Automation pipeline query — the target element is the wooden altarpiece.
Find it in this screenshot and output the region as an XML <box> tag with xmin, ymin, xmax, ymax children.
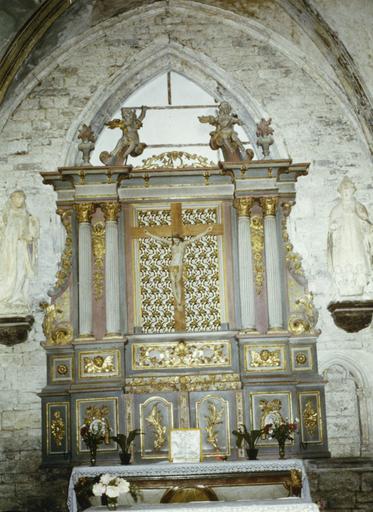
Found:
<box><xmin>39</xmin><ymin>151</ymin><xmax>329</xmax><ymax>466</ymax></box>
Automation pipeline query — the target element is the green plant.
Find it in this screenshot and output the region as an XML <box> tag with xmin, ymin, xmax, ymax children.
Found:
<box><xmin>232</xmin><ymin>424</ymin><xmax>268</xmax><ymax>450</ymax></box>
<box><xmin>111</xmin><ymin>429</ymin><xmax>142</xmax><ymax>454</ymax></box>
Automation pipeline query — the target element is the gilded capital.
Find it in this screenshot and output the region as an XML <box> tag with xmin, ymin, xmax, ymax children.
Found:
<box><xmin>234</xmin><ymin>197</ymin><xmax>254</xmax><ymax>217</ymax></box>
<box><xmin>75</xmin><ymin>203</ymin><xmax>94</xmax><ymax>223</ymax></box>
<box><xmin>101</xmin><ymin>202</ymin><xmax>121</xmax><ymax>222</ymax></box>
<box><xmin>260</xmin><ymin>197</ymin><xmax>278</xmax><ymax>216</ymax></box>
<box><xmin>281</xmin><ymin>201</ymin><xmax>294</xmax><ymax>218</ymax></box>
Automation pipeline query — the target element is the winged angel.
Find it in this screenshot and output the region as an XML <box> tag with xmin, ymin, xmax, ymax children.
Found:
<box><xmin>100</xmin><ymin>106</ymin><xmax>147</xmax><ymax>165</ymax></box>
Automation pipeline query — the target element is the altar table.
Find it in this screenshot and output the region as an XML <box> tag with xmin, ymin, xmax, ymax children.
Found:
<box><xmin>68</xmin><ymin>459</ymin><xmax>318</xmax><ymax>512</ymax></box>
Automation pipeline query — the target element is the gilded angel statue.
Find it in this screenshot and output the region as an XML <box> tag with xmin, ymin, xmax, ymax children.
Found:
<box><xmin>100</xmin><ymin>106</ymin><xmax>147</xmax><ymax>165</ymax></box>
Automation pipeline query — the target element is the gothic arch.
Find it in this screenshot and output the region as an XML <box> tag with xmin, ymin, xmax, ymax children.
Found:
<box><xmin>319</xmin><ymin>354</ymin><xmax>371</xmax><ymax>456</ymax></box>
<box><xmin>61</xmin><ymin>42</ymin><xmax>287</xmax><ymax>166</ymax></box>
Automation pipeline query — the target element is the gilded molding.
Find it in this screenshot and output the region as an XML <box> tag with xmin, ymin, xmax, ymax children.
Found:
<box><xmin>92</xmin><ymin>221</ymin><xmax>105</xmax><ymax>300</ymax></box>
<box><xmin>234</xmin><ymin>197</ymin><xmax>254</xmax><ymax>217</ymax></box>
<box><xmin>126</xmin><ymin>373</ymin><xmax>241</xmax><ymax>394</ymax></box>
<box><xmin>250</xmin><ymin>215</ymin><xmax>265</xmax><ymax>294</ymax></box>
<box><xmin>140</xmin><ymin>151</ymin><xmax>216</xmax><ymax>169</ymax></box>
<box><xmin>50</xmin><ymin>411</ymin><xmax>65</xmax><ymax>447</ymax></box>
<box><xmin>54</xmin><ymin>208</ymin><xmax>73</xmax><ymax>290</ymax></box>
<box><xmin>132</xmin><ymin>340</ymin><xmax>231</xmax><ymax>370</ymax></box>
<box><xmin>101</xmin><ymin>202</ymin><xmax>121</xmax><ymax>222</ymax></box>
<box><xmin>303</xmin><ymin>400</ymin><xmax>318</xmax><ymax>436</ymax></box>
<box><xmin>260</xmin><ymin>197</ymin><xmax>277</xmax><ymax>216</ymax></box>
<box><xmin>75</xmin><ymin>203</ymin><xmax>94</xmax><ymax>224</ymax></box>
<box><xmin>145</xmin><ymin>404</ymin><xmax>167</xmax><ymax>450</ymax></box>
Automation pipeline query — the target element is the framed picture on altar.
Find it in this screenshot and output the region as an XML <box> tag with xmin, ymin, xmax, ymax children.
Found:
<box><xmin>169</xmin><ymin>428</ymin><xmax>202</xmax><ymax>463</ymax></box>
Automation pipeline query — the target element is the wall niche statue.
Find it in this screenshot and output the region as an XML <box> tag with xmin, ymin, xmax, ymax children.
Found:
<box><xmin>327</xmin><ymin>177</ymin><xmax>373</xmax><ymax>297</ymax></box>
<box><xmin>0</xmin><ymin>190</ymin><xmax>39</xmax><ymax>317</ymax></box>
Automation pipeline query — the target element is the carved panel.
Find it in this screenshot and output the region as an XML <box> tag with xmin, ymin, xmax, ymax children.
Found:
<box><xmin>298</xmin><ymin>392</ymin><xmax>323</xmax><ymax>444</ymax></box>
<box><xmin>291</xmin><ymin>347</ymin><xmax>313</xmax><ymax>372</ymax></box>
<box><xmin>50</xmin><ymin>355</ymin><xmax>73</xmax><ymax>383</ymax></box>
<box><xmin>79</xmin><ymin>350</ymin><xmax>121</xmax><ymax>379</ymax></box>
<box><xmin>46</xmin><ymin>402</ymin><xmax>69</xmax><ymax>455</ymax></box>
<box><xmin>250</xmin><ymin>391</ymin><xmax>293</xmax><ymax>446</ymax></box>
<box><xmin>76</xmin><ymin>397</ymin><xmax>118</xmax><ymax>453</ymax></box>
<box><xmin>195</xmin><ymin>394</ymin><xmax>231</xmax><ymax>457</ymax></box>
<box><xmin>244</xmin><ymin>345</ymin><xmax>286</xmax><ymax>372</ymax></box>
<box><xmin>139</xmin><ymin>397</ymin><xmax>174</xmax><ymax>459</ymax></box>
<box><xmin>132</xmin><ymin>340</ymin><xmax>231</xmax><ymax>371</ymax></box>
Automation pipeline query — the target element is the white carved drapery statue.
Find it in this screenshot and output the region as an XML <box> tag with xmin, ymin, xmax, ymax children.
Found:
<box><xmin>327</xmin><ymin>177</ymin><xmax>373</xmax><ymax>296</ymax></box>
<box><xmin>0</xmin><ymin>190</ymin><xmax>39</xmax><ymax>315</ymax></box>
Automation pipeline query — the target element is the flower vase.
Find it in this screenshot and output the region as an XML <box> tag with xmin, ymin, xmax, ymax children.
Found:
<box><xmin>106</xmin><ymin>497</ymin><xmax>118</xmax><ymax>510</ymax></box>
<box><xmin>278</xmin><ymin>440</ymin><xmax>285</xmax><ymax>459</ymax></box>
<box><xmin>89</xmin><ymin>444</ymin><xmax>97</xmax><ymax>466</ymax></box>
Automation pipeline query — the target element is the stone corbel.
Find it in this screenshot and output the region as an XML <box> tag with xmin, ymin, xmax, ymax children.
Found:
<box><xmin>0</xmin><ymin>316</ymin><xmax>34</xmax><ymax>346</ymax></box>
<box><xmin>327</xmin><ymin>301</ymin><xmax>373</xmax><ymax>333</ymax></box>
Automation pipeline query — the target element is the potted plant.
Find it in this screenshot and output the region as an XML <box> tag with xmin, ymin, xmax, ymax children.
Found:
<box><xmin>111</xmin><ymin>429</ymin><xmax>141</xmax><ymax>465</ymax></box>
<box><xmin>232</xmin><ymin>424</ymin><xmax>268</xmax><ymax>460</ymax></box>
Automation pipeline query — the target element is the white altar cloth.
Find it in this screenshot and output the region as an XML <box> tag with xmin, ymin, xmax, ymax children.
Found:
<box><xmin>68</xmin><ymin>459</ymin><xmax>316</xmax><ymax>512</ymax></box>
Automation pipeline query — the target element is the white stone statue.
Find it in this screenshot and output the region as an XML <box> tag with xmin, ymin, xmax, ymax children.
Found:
<box><xmin>145</xmin><ymin>226</ymin><xmax>213</xmax><ymax>309</ymax></box>
<box><xmin>327</xmin><ymin>177</ymin><xmax>373</xmax><ymax>296</ymax></box>
<box><xmin>0</xmin><ymin>190</ymin><xmax>39</xmax><ymax>315</ymax></box>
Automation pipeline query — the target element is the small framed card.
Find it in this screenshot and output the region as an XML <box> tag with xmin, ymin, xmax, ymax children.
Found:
<box><xmin>169</xmin><ymin>428</ymin><xmax>202</xmax><ymax>463</ymax></box>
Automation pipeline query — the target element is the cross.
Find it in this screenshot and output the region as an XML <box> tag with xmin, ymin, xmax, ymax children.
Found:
<box><xmin>131</xmin><ymin>202</ymin><xmax>224</xmax><ymax>331</ymax></box>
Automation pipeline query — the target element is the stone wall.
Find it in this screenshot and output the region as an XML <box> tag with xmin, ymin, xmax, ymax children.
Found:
<box><xmin>307</xmin><ymin>458</ymin><xmax>373</xmax><ymax>512</ymax></box>
<box><xmin>0</xmin><ymin>1</ymin><xmax>373</xmax><ymax>510</ymax></box>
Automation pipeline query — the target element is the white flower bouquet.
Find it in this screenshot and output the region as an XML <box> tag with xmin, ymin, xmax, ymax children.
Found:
<box><xmin>92</xmin><ymin>473</ymin><xmax>136</xmax><ymax>510</ymax></box>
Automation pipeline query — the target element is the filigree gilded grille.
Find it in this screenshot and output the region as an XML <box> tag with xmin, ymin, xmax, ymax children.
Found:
<box><xmin>183</xmin><ymin>208</ymin><xmax>221</xmax><ymax>331</ymax></box>
<box><xmin>138</xmin><ymin>210</ymin><xmax>174</xmax><ymax>333</ymax></box>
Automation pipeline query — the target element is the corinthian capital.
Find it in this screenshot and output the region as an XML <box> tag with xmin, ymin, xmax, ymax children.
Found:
<box><xmin>75</xmin><ymin>203</ymin><xmax>95</xmax><ymax>223</ymax></box>
<box><xmin>101</xmin><ymin>202</ymin><xmax>121</xmax><ymax>222</ymax></box>
<box><xmin>234</xmin><ymin>197</ymin><xmax>254</xmax><ymax>217</ymax></box>
<box><xmin>260</xmin><ymin>197</ymin><xmax>278</xmax><ymax>216</ymax></box>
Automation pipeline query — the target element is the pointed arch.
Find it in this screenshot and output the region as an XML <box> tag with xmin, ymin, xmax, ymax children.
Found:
<box><xmin>62</xmin><ymin>42</ymin><xmax>288</xmax><ymax>165</ymax></box>
<box><xmin>319</xmin><ymin>353</ymin><xmax>372</xmax><ymax>456</ymax></box>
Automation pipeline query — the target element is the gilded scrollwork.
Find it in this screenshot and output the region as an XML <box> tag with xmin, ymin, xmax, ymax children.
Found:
<box><xmin>303</xmin><ymin>400</ymin><xmax>318</xmax><ymax>435</ymax></box>
<box><xmin>288</xmin><ymin>293</ymin><xmax>319</xmax><ymax>336</ymax></box>
<box><xmin>259</xmin><ymin>399</ymin><xmax>285</xmax><ymax>430</ymax></box>
<box><xmin>204</xmin><ymin>401</ymin><xmax>224</xmax><ymax>451</ymax></box>
<box><xmin>40</xmin><ymin>302</ymin><xmax>73</xmax><ymax>345</ymax></box>
<box><xmin>133</xmin><ymin>340</ymin><xmax>230</xmax><ymax>370</ymax></box>
<box><xmin>250</xmin><ymin>349</ymin><xmax>281</xmax><ymax>368</ymax></box>
<box><xmin>54</xmin><ymin>209</ymin><xmax>73</xmax><ymax>290</ymax></box>
<box><xmin>126</xmin><ymin>373</ymin><xmax>241</xmax><ymax>394</ymax></box>
<box><xmin>250</xmin><ymin>215</ymin><xmax>265</xmax><ymax>294</ymax></box>
<box><xmin>140</xmin><ymin>151</ymin><xmax>216</xmax><ymax>169</ymax></box>
<box><xmin>281</xmin><ymin>202</ymin><xmax>305</xmax><ymax>282</ymax></box>
<box><xmin>145</xmin><ymin>404</ymin><xmax>167</xmax><ymax>450</ymax></box>
<box><xmin>101</xmin><ymin>202</ymin><xmax>121</xmax><ymax>222</ymax></box>
<box><xmin>75</xmin><ymin>203</ymin><xmax>94</xmax><ymax>224</ymax></box>
<box><xmin>51</xmin><ymin>411</ymin><xmax>65</xmax><ymax>447</ymax></box>
<box><xmin>92</xmin><ymin>221</ymin><xmax>105</xmax><ymax>300</ymax></box>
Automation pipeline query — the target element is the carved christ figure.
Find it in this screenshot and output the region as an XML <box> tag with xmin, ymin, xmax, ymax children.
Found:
<box><xmin>100</xmin><ymin>106</ymin><xmax>147</xmax><ymax>165</ymax></box>
<box><xmin>145</xmin><ymin>225</ymin><xmax>213</xmax><ymax>309</ymax></box>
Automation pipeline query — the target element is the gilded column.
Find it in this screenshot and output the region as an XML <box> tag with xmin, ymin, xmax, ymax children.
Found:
<box><xmin>76</xmin><ymin>203</ymin><xmax>95</xmax><ymax>337</ymax></box>
<box><xmin>261</xmin><ymin>197</ymin><xmax>283</xmax><ymax>330</ymax></box>
<box><xmin>102</xmin><ymin>202</ymin><xmax>121</xmax><ymax>337</ymax></box>
<box><xmin>234</xmin><ymin>197</ymin><xmax>256</xmax><ymax>331</ymax></box>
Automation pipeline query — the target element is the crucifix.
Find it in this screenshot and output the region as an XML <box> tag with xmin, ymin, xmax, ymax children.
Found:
<box><xmin>131</xmin><ymin>203</ymin><xmax>224</xmax><ymax>331</ymax></box>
